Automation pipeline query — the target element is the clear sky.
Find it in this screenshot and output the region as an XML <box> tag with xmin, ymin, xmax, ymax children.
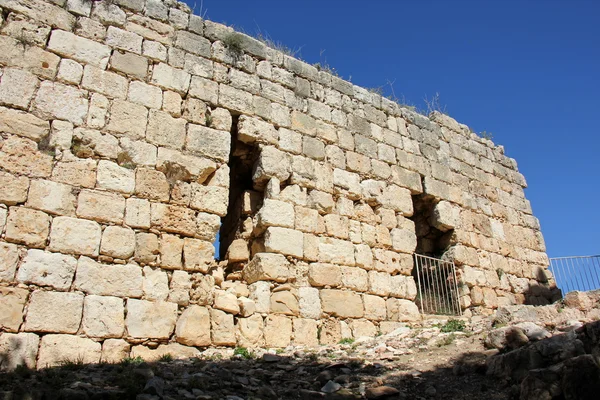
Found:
<box><xmin>185</xmin><ymin>0</ymin><xmax>600</xmax><ymax>259</ymax></box>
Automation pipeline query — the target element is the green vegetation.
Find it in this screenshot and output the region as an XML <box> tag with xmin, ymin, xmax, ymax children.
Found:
<box><xmin>120</xmin><ymin>356</ymin><xmax>144</xmax><ymax>366</ymax></box>
<box><xmin>338</xmin><ymin>337</ymin><xmax>355</xmax><ymax>345</ymax></box>
<box><xmin>233</xmin><ymin>346</ymin><xmax>255</xmax><ymax>359</ymax></box>
<box><xmin>158</xmin><ymin>353</ymin><xmax>173</xmax><ymax>362</ymax></box>
<box><xmin>437</xmin><ymin>333</ymin><xmax>456</xmax><ymax>347</ymax></box>
<box><xmin>439</xmin><ymin>319</ymin><xmax>466</xmax><ymax>333</ymax></box>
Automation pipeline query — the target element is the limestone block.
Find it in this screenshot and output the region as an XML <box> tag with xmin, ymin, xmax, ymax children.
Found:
<box><xmin>47</xmin><ymin>29</ymin><xmax>110</xmax><ymax>68</ymax></box>
<box><xmin>146</xmin><ymin>110</ymin><xmax>187</xmax><ymax>150</ymax></box>
<box><xmin>57</xmin><ymin>58</ymin><xmax>83</xmax><ymax>85</ymax></box>
<box><xmin>168</xmin><ymin>270</ymin><xmax>191</xmax><ymax>306</ymax></box>
<box><xmin>308</xmin><ymin>190</ymin><xmax>334</xmax><ymax>214</ymax></box>
<box><xmin>236</xmin><ymin>314</ymin><xmax>264</xmax><ymax>347</ymax></box>
<box><xmin>162</xmin><ymin>90</ymin><xmax>182</xmax><ymax>117</ymax></box>
<box><xmin>355</xmin><ymin>244</ymin><xmax>374</xmax><ymax>270</ymax></box>
<box><xmin>0</xmin><ymin>332</ymin><xmax>39</xmax><ymax>371</ymax></box>
<box><xmin>150</xmin><ymin>203</ymin><xmax>197</xmax><ymax>237</ymax></box>
<box><xmin>0</xmin><ymin>136</ymin><xmax>53</xmax><ymax>177</ymax></box>
<box><xmin>0</xmin><ymin>242</ymin><xmax>19</xmax><ymax>282</ymax></box>
<box><xmin>321</xmin><ymin>289</ymin><xmax>364</xmax><ymax>318</ymax></box>
<box><xmin>126</xmin><ymin>299</ymin><xmax>177</xmax><ymax>339</ymax></box>
<box><xmin>186</xmin><ymin>124</ymin><xmax>231</xmax><ymax>163</ymax></box>
<box><xmin>368</xmin><ymin>271</ymin><xmax>392</xmax><ymax>296</ymax></box>
<box><xmin>100</xmin><ymin>226</ymin><xmax>135</xmax><ymax>259</ymax></box>
<box><xmin>97</xmin><ymin>160</ymin><xmax>135</xmax><ymax>194</ymax></box>
<box><xmin>81</xmin><ymin>65</ymin><xmax>128</xmax><ymax>99</ymax></box>
<box><xmin>105</xmin><ymin>100</ymin><xmax>149</xmax><ymax>139</ymax></box>
<box><xmin>253</xmin><ymin>146</ymin><xmax>291</xmax><ymax>183</ymax></box>
<box><xmin>37</xmin><ymin>334</ymin><xmax>101</xmax><ymax>369</ymax></box>
<box><xmin>5</xmin><ymin>207</ymin><xmax>50</xmax><ymax>248</ymax></box>
<box><xmin>176</xmin><ymin>305</ymin><xmax>211</xmax><ymax>347</ymax></box>
<box><xmin>379</xmin><ymin>185</ymin><xmax>413</xmax><ymax>216</ymax></box>
<box><xmin>363</xmin><ymin>294</ymin><xmax>387</xmax><ymax>321</ymax></box>
<box><xmin>389</xmin><ymin>275</ymin><xmax>418</xmax><ymax>300</ymax></box>
<box><xmin>143</xmin><ymin>39</ymin><xmax>168</xmax><ymax>61</ymax></box>
<box><xmin>74</xmin><ymin>128</ymin><xmax>120</xmax><ymax>158</ymax></box>
<box><xmin>134</xmin><ymin>168</ymin><xmax>169</xmax><ymax>202</ymax></box>
<box><xmin>341</xmin><ymin>266</ymin><xmax>369</xmax><ymax>291</ymax></box>
<box><xmin>17</xmin><ymin>249</ymin><xmax>77</xmax><ymax>290</ymax></box>
<box><xmin>320</xmin><ymin>319</ymin><xmax>342</xmax><ymax>345</ymax></box>
<box><xmin>0</xmin><ymin>172</ymin><xmax>29</xmax><ymax>205</ymax></box>
<box><xmin>386</xmin><ymin>298</ymin><xmax>420</xmax><ymax>322</ymax></box>
<box><xmin>390</xmin><ymin>228</ymin><xmax>417</xmax><ymax>254</ymax></box>
<box><xmin>257</xmin><ymin>199</ymin><xmax>295</xmax><ymax>229</ymax></box>
<box><xmin>234</xmin><ymin>115</ymin><xmax>278</xmax><ymax>145</ymax></box>
<box><xmin>295</xmin><ymin>206</ymin><xmax>319</xmax><ymax>232</ymax></box>
<box><xmin>0</xmin><ymin>35</ymin><xmax>59</xmax><ymax>80</ymax></box>
<box><xmin>131</xmin><ymin>342</ymin><xmax>200</xmax><ymax>362</ymax></box>
<box><xmin>24</xmin><ymin>291</ymin><xmax>83</xmax><ymax>333</ymax></box>
<box><xmin>48</xmin><ymin>120</ymin><xmax>73</xmax><ymax>152</ymax></box>
<box><xmin>0</xmin><ymin>68</ymin><xmax>38</xmax><ymax>110</ymax></box>
<box><xmin>324</xmin><ymin>214</ymin><xmax>350</xmax><ymax>239</ymax></box>
<box><xmin>243</xmin><ymin>253</ymin><xmax>289</xmax><ymax>284</ymax></box>
<box><xmin>292</xmin><ymin>318</ymin><xmax>318</xmax><ymax>347</ymax></box>
<box><xmin>82</xmin><ymin>295</ymin><xmax>125</xmax><ymax>338</ymax></box>
<box><xmin>279</xmin><ymin>128</ymin><xmax>302</xmax><ymax>154</ymax></box>
<box><xmin>135</xmin><ymin>232</ymin><xmax>159</xmax><ymax>266</ymax></box>
<box><xmin>77</xmin><ymin>190</ymin><xmax>125</xmax><ymax>225</ymax></box>
<box><xmin>0</xmin><ymin>287</ymin><xmax>28</xmax><ymax>332</ymax></box>
<box><xmin>210</xmin><ymin>308</ymin><xmax>236</xmax><ymax>346</ymax></box>
<box><xmin>106</xmin><ymin>25</ymin><xmax>143</xmax><ymax>53</ymax></box>
<box><xmin>160</xmin><ymin>234</ymin><xmax>183</xmax><ymax>269</ymax></box>
<box><xmin>190</xmin><ymin>274</ymin><xmax>215</xmax><ymax>306</ymax></box>
<box><xmin>214</xmin><ymin>290</ymin><xmax>240</xmax><ymax>314</ymax></box>
<box><xmin>142</xmin><ymin>266</ymin><xmax>168</xmax><ymax>301</ymax></box>
<box><xmin>264</xmin><ymin>227</ymin><xmax>304</xmax><ymax>258</ymax></box>
<box><xmin>461</xmin><ymin>265</ymin><xmax>487</xmax><ymax>287</ymax></box>
<box><xmin>195</xmin><ymin>212</ymin><xmax>222</xmax><ymax>241</ymax></box>
<box><xmin>333</xmin><ymin>168</ymin><xmax>362</xmax><ymax>200</ymax></box>
<box><xmin>264</xmin><ymin>315</ymin><xmax>292</xmax><ymax>347</ymax></box>
<box><xmin>308</xmin><ymin>263</ymin><xmax>342</xmax><ymax>287</ymax></box>
<box><xmin>249</xmin><ymin>281</ymin><xmax>271</xmax><ymax>313</ymax></box>
<box><xmin>119</xmin><ymin>138</ymin><xmax>157</xmax><ymax>167</ymax></box>
<box><xmin>226</xmin><ymin>239</ymin><xmax>249</xmax><ymax>262</ymax></box>
<box><xmin>74</xmin><ymin>256</ymin><xmax>143</xmax><ymax>297</ymax></box>
<box><xmin>101</xmin><ymin>339</ymin><xmax>130</xmax><ymax>363</ymax></box>
<box><xmin>51</xmin><ymin>160</ymin><xmax>95</xmax><ymax>189</ymax></box>
<box><xmin>26</xmin><ymin>179</ymin><xmax>76</xmax><ymax>216</ymax></box>
<box><xmin>182</xmin><ymin>238</ymin><xmax>213</xmax><ymax>273</ymax></box>
<box><xmin>0</xmin><ymin>107</ymin><xmax>49</xmax><ymax>142</ymax></box>
<box><xmin>128</xmin><ymin>81</ymin><xmax>162</xmax><ymax>109</ymax></box>
<box><xmin>48</xmin><ymin>216</ymin><xmax>100</xmax><ymax>256</ymax></box>
<box><xmin>298</xmin><ymin>287</ymin><xmax>321</xmax><ymax>319</ymax></box>
<box><xmin>0</xmin><ymin>206</ymin><xmax>5</xmax><ymax>235</ymax></box>
<box><xmin>238</xmin><ymin>297</ymin><xmax>256</xmax><ymax>317</ymax></box>
<box><xmin>151</xmin><ymin>62</ymin><xmax>191</xmax><ymax>94</ymax></box>
<box><xmin>189</xmin><ymin>184</ymin><xmax>228</xmax><ymax>217</ymax></box>
<box><xmin>431</xmin><ymin>200</ymin><xmax>460</xmax><ymax>232</ymax></box>
<box><xmin>318</xmin><ymin>237</ymin><xmax>355</xmax><ymax>266</ymax></box>
<box><xmin>349</xmin><ymin>319</ymin><xmax>377</xmax><ymax>338</ymax></box>
<box><xmin>271</xmin><ymin>290</ymin><xmax>299</xmax><ymax>316</ymax></box>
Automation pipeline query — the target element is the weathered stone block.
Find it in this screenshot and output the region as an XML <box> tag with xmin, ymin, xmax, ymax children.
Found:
<box><xmin>52</xmin><ymin>159</ymin><xmax>96</xmax><ymax>189</ymax></box>
<box><xmin>0</xmin><ymin>287</ymin><xmax>29</xmax><ymax>332</ymax></box>
<box><xmin>0</xmin><ymin>68</ymin><xmax>38</xmax><ymax>110</ymax></box>
<box><xmin>106</xmin><ymin>26</ymin><xmax>143</xmax><ymax>54</ymax></box>
<box><xmin>168</xmin><ymin>270</ymin><xmax>192</xmax><ymax>306</ymax></box>
<box><xmin>142</xmin><ymin>266</ymin><xmax>168</xmax><ymax>301</ymax></box>
<box><xmin>298</xmin><ymin>287</ymin><xmax>321</xmax><ymax>319</ymax></box>
<box><xmin>49</xmin><ymin>216</ymin><xmax>101</xmax><ymax>256</ymax></box>
<box><xmin>271</xmin><ymin>290</ymin><xmax>299</xmax><ymax>316</ymax></box>
<box><xmin>249</xmin><ymin>281</ymin><xmax>271</xmax><ymax>313</ymax></box>
<box><xmin>368</xmin><ymin>271</ymin><xmax>392</xmax><ymax>296</ymax></box>
<box><xmin>380</xmin><ymin>185</ymin><xmax>413</xmax><ymax>216</ymax></box>
<box><xmin>77</xmin><ymin>189</ymin><xmax>125</xmax><ymax>224</ymax></box>
<box><xmin>74</xmin><ymin>256</ymin><xmax>143</xmax><ymax>297</ymax></box>
<box><xmin>0</xmin><ymin>242</ymin><xmax>19</xmax><ymax>282</ymax></box>
<box><xmin>176</xmin><ymin>305</ymin><xmax>211</xmax><ymax>347</ymax></box>
<box><xmin>320</xmin><ymin>289</ymin><xmax>364</xmax><ymax>318</ymax></box>
<box><xmin>81</xmin><ymin>65</ymin><xmax>128</xmax><ymax>99</ymax></box>
<box><xmin>97</xmin><ymin>160</ymin><xmax>135</xmax><ymax>194</ymax></box>
<box><xmin>186</xmin><ymin>124</ymin><xmax>231</xmax><ymax>162</ymax></box>
<box><xmin>308</xmin><ymin>263</ymin><xmax>342</xmax><ymax>287</ymax></box>
<box><xmin>257</xmin><ymin>199</ymin><xmax>295</xmax><ymax>229</ymax></box>
<box><xmin>128</xmin><ymin>80</ymin><xmax>163</xmax><ymax>109</ymax></box>
<box><xmin>389</xmin><ymin>275</ymin><xmax>418</xmax><ymax>300</ymax></box>
<box><xmin>293</xmin><ymin>318</ymin><xmax>318</xmax><ymax>346</ymax></box>
<box><xmin>0</xmin><ymin>107</ymin><xmax>49</xmax><ymax>142</ymax></box>
<box><xmin>182</xmin><ymin>238</ymin><xmax>213</xmax><ymax>273</ymax></box>
<box><xmin>151</xmin><ymin>62</ymin><xmax>191</xmax><ymax>94</ymax></box>
<box><xmin>363</xmin><ymin>294</ymin><xmax>387</xmax><ymax>321</ymax></box>
<box><xmin>101</xmin><ymin>339</ymin><xmax>130</xmax><ymax>363</ymax></box>
<box><xmin>82</xmin><ymin>295</ymin><xmax>125</xmax><ymax>338</ymax></box>
<box><xmin>100</xmin><ymin>226</ymin><xmax>136</xmax><ymax>259</ymax></box>
<box><xmin>125</xmin><ymin>197</ymin><xmax>151</xmax><ymax>229</ymax></box>
<box><xmin>237</xmin><ymin>115</ymin><xmax>278</xmax><ymax>145</ymax></box>
<box><xmin>264</xmin><ymin>315</ymin><xmax>292</xmax><ymax>347</ymax></box>
<box><xmin>214</xmin><ymin>290</ymin><xmax>240</xmax><ymax>314</ymax></box>
<box><xmin>105</xmin><ymin>99</ymin><xmax>149</xmax><ymax>139</ymax></box>
<box><xmin>24</xmin><ymin>291</ymin><xmax>83</xmax><ymax>333</ymax></box>
<box><xmin>386</xmin><ymin>298</ymin><xmax>420</xmax><ymax>322</ymax></box>
<box><xmin>160</xmin><ymin>234</ymin><xmax>183</xmax><ymax>269</ymax></box>
<box><xmin>0</xmin><ymin>136</ymin><xmax>53</xmax><ymax>177</ymax></box>
<box><xmin>210</xmin><ymin>308</ymin><xmax>236</xmax><ymax>346</ymax></box>
<box><xmin>235</xmin><ymin>314</ymin><xmax>264</xmax><ymax>347</ymax></box>
<box><xmin>253</xmin><ymin>146</ymin><xmax>291</xmax><ymax>183</ymax></box>
<box><xmin>17</xmin><ymin>249</ymin><xmax>77</xmax><ymax>290</ymax></box>
<box><xmin>243</xmin><ymin>253</ymin><xmax>290</xmax><ymax>284</ymax></box>
<box><xmin>318</xmin><ymin>237</ymin><xmax>355</xmax><ymax>266</ymax></box>
<box><xmin>341</xmin><ymin>266</ymin><xmax>369</xmax><ymax>291</ymax></box>
<box><xmin>189</xmin><ymin>184</ymin><xmax>228</xmax><ymax>217</ymax></box>
<box><xmin>26</xmin><ymin>179</ymin><xmax>76</xmax><ymax>216</ymax></box>
<box><xmin>150</xmin><ymin>203</ymin><xmax>196</xmax><ymax>237</ymax></box>
<box><xmin>37</xmin><ymin>334</ymin><xmax>101</xmax><ymax>369</ymax></box>
<box><xmin>5</xmin><ymin>207</ymin><xmax>50</xmax><ymax>248</ymax></box>
<box><xmin>47</xmin><ymin>29</ymin><xmax>111</xmax><ymax>68</ymax></box>
<box><xmin>57</xmin><ymin>58</ymin><xmax>84</xmax><ymax>85</ymax></box>
<box><xmin>134</xmin><ymin>168</ymin><xmax>170</xmax><ymax>202</ymax></box>
<box><xmin>390</xmin><ymin>227</ymin><xmax>417</xmax><ymax>254</ymax></box>
<box><xmin>0</xmin><ymin>172</ymin><xmax>29</xmax><ymax>205</ymax></box>
<box><xmin>431</xmin><ymin>200</ymin><xmax>460</xmax><ymax>232</ymax></box>
<box><xmin>147</xmin><ymin>109</ymin><xmax>187</xmax><ymax>149</ymax></box>
<box><xmin>0</xmin><ymin>332</ymin><xmax>39</xmax><ymax>371</ymax></box>
<box><xmin>264</xmin><ymin>227</ymin><xmax>303</xmax><ymax>258</ymax></box>
<box><xmin>126</xmin><ymin>299</ymin><xmax>177</xmax><ymax>339</ymax></box>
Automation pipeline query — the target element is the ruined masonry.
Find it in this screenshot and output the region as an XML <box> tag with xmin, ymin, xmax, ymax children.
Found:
<box><xmin>0</xmin><ymin>0</ymin><xmax>554</xmax><ymax>370</ymax></box>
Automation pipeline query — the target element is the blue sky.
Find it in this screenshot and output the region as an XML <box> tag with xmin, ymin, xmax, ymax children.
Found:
<box><xmin>186</xmin><ymin>0</ymin><xmax>600</xmax><ymax>259</ymax></box>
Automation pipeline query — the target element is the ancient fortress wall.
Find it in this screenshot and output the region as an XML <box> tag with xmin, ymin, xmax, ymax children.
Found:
<box><xmin>0</xmin><ymin>0</ymin><xmax>554</xmax><ymax>369</ymax></box>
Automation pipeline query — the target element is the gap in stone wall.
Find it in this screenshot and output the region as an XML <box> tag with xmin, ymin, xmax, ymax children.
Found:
<box><xmin>411</xmin><ymin>194</ymin><xmax>453</xmax><ymax>257</ymax></box>
<box><xmin>218</xmin><ymin>114</ymin><xmax>260</xmax><ymax>275</ymax></box>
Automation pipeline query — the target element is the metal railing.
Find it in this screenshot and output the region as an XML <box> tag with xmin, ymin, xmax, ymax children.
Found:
<box><xmin>549</xmin><ymin>255</ymin><xmax>600</xmax><ymax>295</ymax></box>
<box><xmin>413</xmin><ymin>254</ymin><xmax>462</xmax><ymax>316</ymax></box>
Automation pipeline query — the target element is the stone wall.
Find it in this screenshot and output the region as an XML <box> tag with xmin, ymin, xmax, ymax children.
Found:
<box><xmin>0</xmin><ymin>0</ymin><xmax>554</xmax><ymax>369</ymax></box>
